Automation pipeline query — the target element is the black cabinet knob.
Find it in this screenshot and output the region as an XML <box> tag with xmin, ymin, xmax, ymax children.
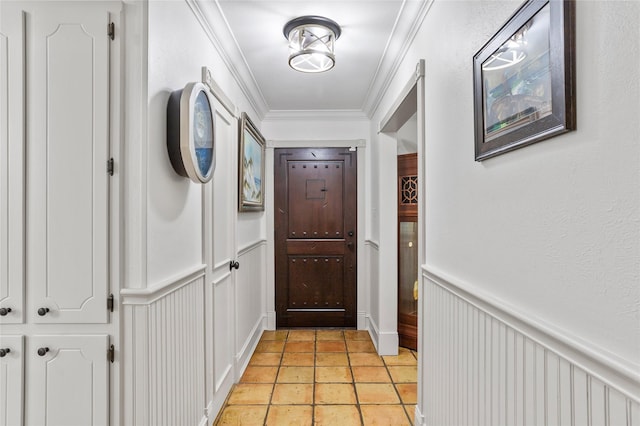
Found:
<box><xmin>37</xmin><ymin>307</ymin><xmax>50</xmax><ymax>316</ymax></box>
<box><xmin>0</xmin><ymin>348</ymin><xmax>10</xmax><ymax>357</ymax></box>
<box><xmin>0</xmin><ymin>307</ymin><xmax>11</xmax><ymax>316</ymax></box>
<box><xmin>37</xmin><ymin>347</ymin><xmax>50</xmax><ymax>357</ymax></box>
<box><xmin>229</xmin><ymin>260</ymin><xmax>240</xmax><ymax>270</ymax></box>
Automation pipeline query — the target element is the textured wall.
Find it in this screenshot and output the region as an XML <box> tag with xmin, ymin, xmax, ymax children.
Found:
<box><xmin>373</xmin><ymin>0</ymin><xmax>639</xmax><ymax>371</ymax></box>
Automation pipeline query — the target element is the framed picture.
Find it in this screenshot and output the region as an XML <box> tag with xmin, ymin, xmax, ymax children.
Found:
<box><xmin>238</xmin><ymin>112</ymin><xmax>265</xmax><ymax>211</ymax></box>
<box><xmin>473</xmin><ymin>0</ymin><xmax>575</xmax><ymax>161</ymax></box>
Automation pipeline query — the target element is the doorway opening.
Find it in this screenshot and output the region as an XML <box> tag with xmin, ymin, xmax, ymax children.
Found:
<box><xmin>379</xmin><ymin>60</ymin><xmax>424</xmax><ymax>352</ymax></box>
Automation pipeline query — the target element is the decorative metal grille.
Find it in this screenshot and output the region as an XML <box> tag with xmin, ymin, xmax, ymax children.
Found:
<box><xmin>401</xmin><ymin>176</ymin><xmax>418</xmax><ymax>204</ymax></box>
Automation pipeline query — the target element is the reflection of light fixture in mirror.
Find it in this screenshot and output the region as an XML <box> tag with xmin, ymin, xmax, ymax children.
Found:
<box><xmin>283</xmin><ymin>16</ymin><xmax>341</xmax><ymax>73</ymax></box>
<box><xmin>483</xmin><ymin>26</ymin><xmax>529</xmax><ymax>71</ymax></box>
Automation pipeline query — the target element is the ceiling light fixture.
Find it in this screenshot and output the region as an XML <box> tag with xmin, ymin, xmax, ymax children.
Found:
<box><xmin>283</xmin><ymin>15</ymin><xmax>341</xmax><ymax>73</ymax></box>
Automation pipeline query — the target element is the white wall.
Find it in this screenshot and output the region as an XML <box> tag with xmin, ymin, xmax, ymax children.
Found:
<box><xmin>371</xmin><ymin>0</ymin><xmax>640</xmax><ymax>422</ymax></box>
<box><xmin>122</xmin><ymin>1</ymin><xmax>267</xmax><ymax>424</ymax></box>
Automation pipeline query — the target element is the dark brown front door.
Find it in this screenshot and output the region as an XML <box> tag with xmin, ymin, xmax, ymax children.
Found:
<box><xmin>275</xmin><ymin>148</ymin><xmax>357</xmax><ymax>328</ymax></box>
<box><xmin>398</xmin><ymin>153</ymin><xmax>418</xmax><ymax>350</ymax></box>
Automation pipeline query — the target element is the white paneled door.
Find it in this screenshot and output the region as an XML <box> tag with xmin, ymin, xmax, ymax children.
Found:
<box><xmin>27</xmin><ymin>335</ymin><xmax>109</xmax><ymax>426</ymax></box>
<box><xmin>26</xmin><ymin>3</ymin><xmax>112</xmax><ymax>324</ymax></box>
<box><xmin>0</xmin><ymin>335</ymin><xmax>24</xmax><ymax>426</ymax></box>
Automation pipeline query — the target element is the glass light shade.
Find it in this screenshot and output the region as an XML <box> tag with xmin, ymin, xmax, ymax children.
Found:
<box><xmin>284</xmin><ymin>16</ymin><xmax>341</xmax><ymax>73</ymax></box>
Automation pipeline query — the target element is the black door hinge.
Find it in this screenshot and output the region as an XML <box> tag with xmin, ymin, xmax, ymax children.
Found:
<box><xmin>108</xmin><ymin>344</ymin><xmax>115</xmax><ymax>363</ymax></box>
<box><xmin>108</xmin><ymin>22</ymin><xmax>115</xmax><ymax>40</ymax></box>
<box><xmin>107</xmin><ymin>158</ymin><xmax>114</xmax><ymax>176</ymax></box>
<box><xmin>107</xmin><ymin>294</ymin><xmax>114</xmax><ymax>312</ymax></box>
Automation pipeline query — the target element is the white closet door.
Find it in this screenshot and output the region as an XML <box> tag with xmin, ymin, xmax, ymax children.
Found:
<box><xmin>27</xmin><ymin>334</ymin><xmax>109</xmax><ymax>426</ymax></box>
<box><xmin>0</xmin><ymin>335</ymin><xmax>24</xmax><ymax>426</ymax></box>
<box><xmin>26</xmin><ymin>3</ymin><xmax>112</xmax><ymax>324</ymax></box>
<box><xmin>0</xmin><ymin>5</ymin><xmax>25</xmax><ymax>324</ymax></box>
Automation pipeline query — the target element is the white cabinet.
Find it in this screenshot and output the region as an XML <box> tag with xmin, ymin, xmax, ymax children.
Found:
<box><xmin>0</xmin><ymin>2</ymin><xmax>25</xmax><ymax>325</ymax></box>
<box><xmin>0</xmin><ymin>2</ymin><xmax>120</xmax><ymax>424</ymax></box>
<box><xmin>26</xmin><ymin>2</ymin><xmax>112</xmax><ymax>325</ymax></box>
<box><xmin>0</xmin><ymin>335</ymin><xmax>24</xmax><ymax>426</ymax></box>
<box><xmin>26</xmin><ymin>335</ymin><xmax>110</xmax><ymax>426</ymax></box>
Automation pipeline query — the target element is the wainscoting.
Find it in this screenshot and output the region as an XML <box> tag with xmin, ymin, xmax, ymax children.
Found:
<box><xmin>122</xmin><ymin>266</ymin><xmax>207</xmax><ymax>426</ymax></box>
<box><xmin>419</xmin><ymin>267</ymin><xmax>640</xmax><ymax>426</ymax></box>
<box><xmin>121</xmin><ymin>240</ymin><xmax>267</xmax><ymax>425</ymax></box>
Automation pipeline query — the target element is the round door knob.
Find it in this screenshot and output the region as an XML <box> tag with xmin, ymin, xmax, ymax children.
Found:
<box><xmin>0</xmin><ymin>307</ymin><xmax>11</xmax><ymax>316</ymax></box>
<box><xmin>0</xmin><ymin>348</ymin><xmax>10</xmax><ymax>357</ymax></box>
<box><xmin>37</xmin><ymin>307</ymin><xmax>50</xmax><ymax>316</ymax></box>
<box><xmin>229</xmin><ymin>260</ymin><xmax>239</xmax><ymax>270</ymax></box>
<box><xmin>37</xmin><ymin>347</ymin><xmax>50</xmax><ymax>357</ymax></box>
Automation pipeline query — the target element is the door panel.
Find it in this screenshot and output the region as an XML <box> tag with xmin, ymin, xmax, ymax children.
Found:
<box><xmin>275</xmin><ymin>148</ymin><xmax>357</xmax><ymax>328</ymax></box>
<box><xmin>0</xmin><ymin>6</ymin><xmax>25</xmax><ymax>324</ymax></box>
<box><xmin>27</xmin><ymin>5</ymin><xmax>111</xmax><ymax>323</ymax></box>
<box><xmin>0</xmin><ymin>335</ymin><xmax>24</xmax><ymax>426</ymax></box>
<box><xmin>27</xmin><ymin>335</ymin><xmax>109</xmax><ymax>426</ymax></box>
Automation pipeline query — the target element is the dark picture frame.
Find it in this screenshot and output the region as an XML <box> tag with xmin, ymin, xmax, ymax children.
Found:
<box><xmin>473</xmin><ymin>0</ymin><xmax>576</xmax><ymax>161</ymax></box>
<box><xmin>238</xmin><ymin>112</ymin><xmax>265</xmax><ymax>212</ymax></box>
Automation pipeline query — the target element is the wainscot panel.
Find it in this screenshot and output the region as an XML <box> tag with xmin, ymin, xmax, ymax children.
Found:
<box><xmin>420</xmin><ymin>267</ymin><xmax>640</xmax><ymax>426</ymax></box>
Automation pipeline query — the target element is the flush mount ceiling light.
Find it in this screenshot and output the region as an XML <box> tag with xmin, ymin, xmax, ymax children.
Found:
<box><xmin>283</xmin><ymin>15</ymin><xmax>341</xmax><ymax>73</ymax></box>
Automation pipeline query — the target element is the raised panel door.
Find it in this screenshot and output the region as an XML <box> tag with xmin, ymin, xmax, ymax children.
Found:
<box><xmin>0</xmin><ymin>335</ymin><xmax>24</xmax><ymax>426</ymax></box>
<box><xmin>26</xmin><ymin>4</ymin><xmax>112</xmax><ymax>323</ymax></box>
<box><xmin>0</xmin><ymin>4</ymin><xmax>25</xmax><ymax>324</ymax></box>
<box><xmin>275</xmin><ymin>148</ymin><xmax>357</xmax><ymax>327</ymax></box>
<box><xmin>27</xmin><ymin>335</ymin><xmax>109</xmax><ymax>426</ymax></box>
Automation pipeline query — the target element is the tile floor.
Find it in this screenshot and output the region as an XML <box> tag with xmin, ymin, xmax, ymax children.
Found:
<box><xmin>214</xmin><ymin>329</ymin><xmax>417</xmax><ymax>425</ymax></box>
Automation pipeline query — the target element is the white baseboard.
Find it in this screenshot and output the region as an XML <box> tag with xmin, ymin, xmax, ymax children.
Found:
<box><xmin>414</xmin><ymin>405</ymin><xmax>425</xmax><ymax>425</ymax></box>
<box><xmin>266</xmin><ymin>310</ymin><xmax>276</xmax><ymax>330</ymax></box>
<box><xmin>235</xmin><ymin>315</ymin><xmax>265</xmax><ymax>380</ymax></box>
<box><xmin>357</xmin><ymin>310</ymin><xmax>367</xmax><ymax>329</ymax></box>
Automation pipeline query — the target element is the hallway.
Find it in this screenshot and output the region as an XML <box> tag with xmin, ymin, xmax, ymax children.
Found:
<box><xmin>215</xmin><ymin>330</ymin><xmax>417</xmax><ymax>425</ymax></box>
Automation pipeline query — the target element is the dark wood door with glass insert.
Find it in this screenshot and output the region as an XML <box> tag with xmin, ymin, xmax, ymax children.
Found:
<box><xmin>398</xmin><ymin>153</ymin><xmax>418</xmax><ymax>350</ymax></box>
<box><xmin>275</xmin><ymin>148</ymin><xmax>357</xmax><ymax>328</ymax></box>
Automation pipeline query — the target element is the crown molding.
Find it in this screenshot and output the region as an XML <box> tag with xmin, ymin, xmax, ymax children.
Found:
<box><xmin>362</xmin><ymin>0</ymin><xmax>434</xmax><ymax>119</ymax></box>
<box><xmin>263</xmin><ymin>109</ymin><xmax>369</xmax><ymax>122</ymax></box>
<box><xmin>186</xmin><ymin>0</ymin><xmax>269</xmax><ymax>120</ymax></box>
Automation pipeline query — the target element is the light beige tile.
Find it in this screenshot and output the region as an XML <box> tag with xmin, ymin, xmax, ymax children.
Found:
<box><xmin>271</xmin><ymin>383</ymin><xmax>313</xmax><ymax>405</ymax></box>
<box><xmin>261</xmin><ymin>330</ymin><xmax>289</xmax><ymax>341</ymax></box>
<box><xmin>282</xmin><ymin>352</ymin><xmax>314</xmax><ymax>366</ymax></box>
<box><xmin>249</xmin><ymin>352</ymin><xmax>282</xmax><ymax>366</ymax></box>
<box><xmin>349</xmin><ymin>353</ymin><xmax>384</xmax><ymax>367</ymax></box>
<box><xmin>314</xmin><ymin>405</ymin><xmax>361</xmax><ymax>426</ymax></box>
<box><xmin>316</xmin><ymin>353</ymin><xmax>349</xmax><ymax>367</ymax></box>
<box><xmin>315</xmin><ymin>383</ymin><xmax>357</xmax><ymax>404</ymax></box>
<box><xmin>315</xmin><ymin>366</ymin><xmax>353</xmax><ymax>383</ymax></box>
<box><xmin>316</xmin><ymin>330</ymin><xmax>344</xmax><ymax>340</ymax></box>
<box><xmin>355</xmin><ymin>383</ymin><xmax>400</xmax><ymax>404</ymax></box>
<box><xmin>352</xmin><ymin>366</ymin><xmax>391</xmax><ymax>383</ymax></box>
<box><xmin>215</xmin><ymin>405</ymin><xmax>267</xmax><ymax>425</ymax></box>
<box><xmin>387</xmin><ymin>366</ymin><xmax>417</xmax><ymax>383</ymax></box>
<box><xmin>284</xmin><ymin>341</ymin><xmax>315</xmax><ymax>353</ymax></box>
<box><xmin>256</xmin><ymin>340</ymin><xmax>285</xmax><ymax>353</ymax></box>
<box><xmin>360</xmin><ymin>405</ymin><xmax>411</xmax><ymax>426</ymax></box>
<box><xmin>396</xmin><ymin>383</ymin><xmax>417</xmax><ymax>404</ymax></box>
<box><xmin>347</xmin><ymin>340</ymin><xmax>376</xmax><ymax>353</ymax></box>
<box><xmin>316</xmin><ymin>340</ymin><xmax>347</xmax><ymax>353</ymax></box>
<box><xmin>227</xmin><ymin>384</ymin><xmax>273</xmax><ymax>405</ymax></box>
<box><xmin>265</xmin><ymin>405</ymin><xmax>313</xmax><ymax>426</ymax></box>
<box><xmin>383</xmin><ymin>348</ymin><xmax>417</xmax><ymax>366</ymax></box>
<box><xmin>240</xmin><ymin>366</ymin><xmax>278</xmax><ymax>383</ymax></box>
<box><xmin>277</xmin><ymin>366</ymin><xmax>314</xmax><ymax>383</ymax></box>
<box><xmin>344</xmin><ymin>330</ymin><xmax>371</xmax><ymax>341</ymax></box>
<box><xmin>287</xmin><ymin>330</ymin><xmax>316</xmax><ymax>341</ymax></box>
<box><xmin>404</xmin><ymin>405</ymin><xmax>417</xmax><ymax>425</ymax></box>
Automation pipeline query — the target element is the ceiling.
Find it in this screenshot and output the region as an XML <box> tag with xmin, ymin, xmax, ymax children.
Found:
<box><xmin>199</xmin><ymin>0</ymin><xmax>430</xmax><ymax>118</ymax></box>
